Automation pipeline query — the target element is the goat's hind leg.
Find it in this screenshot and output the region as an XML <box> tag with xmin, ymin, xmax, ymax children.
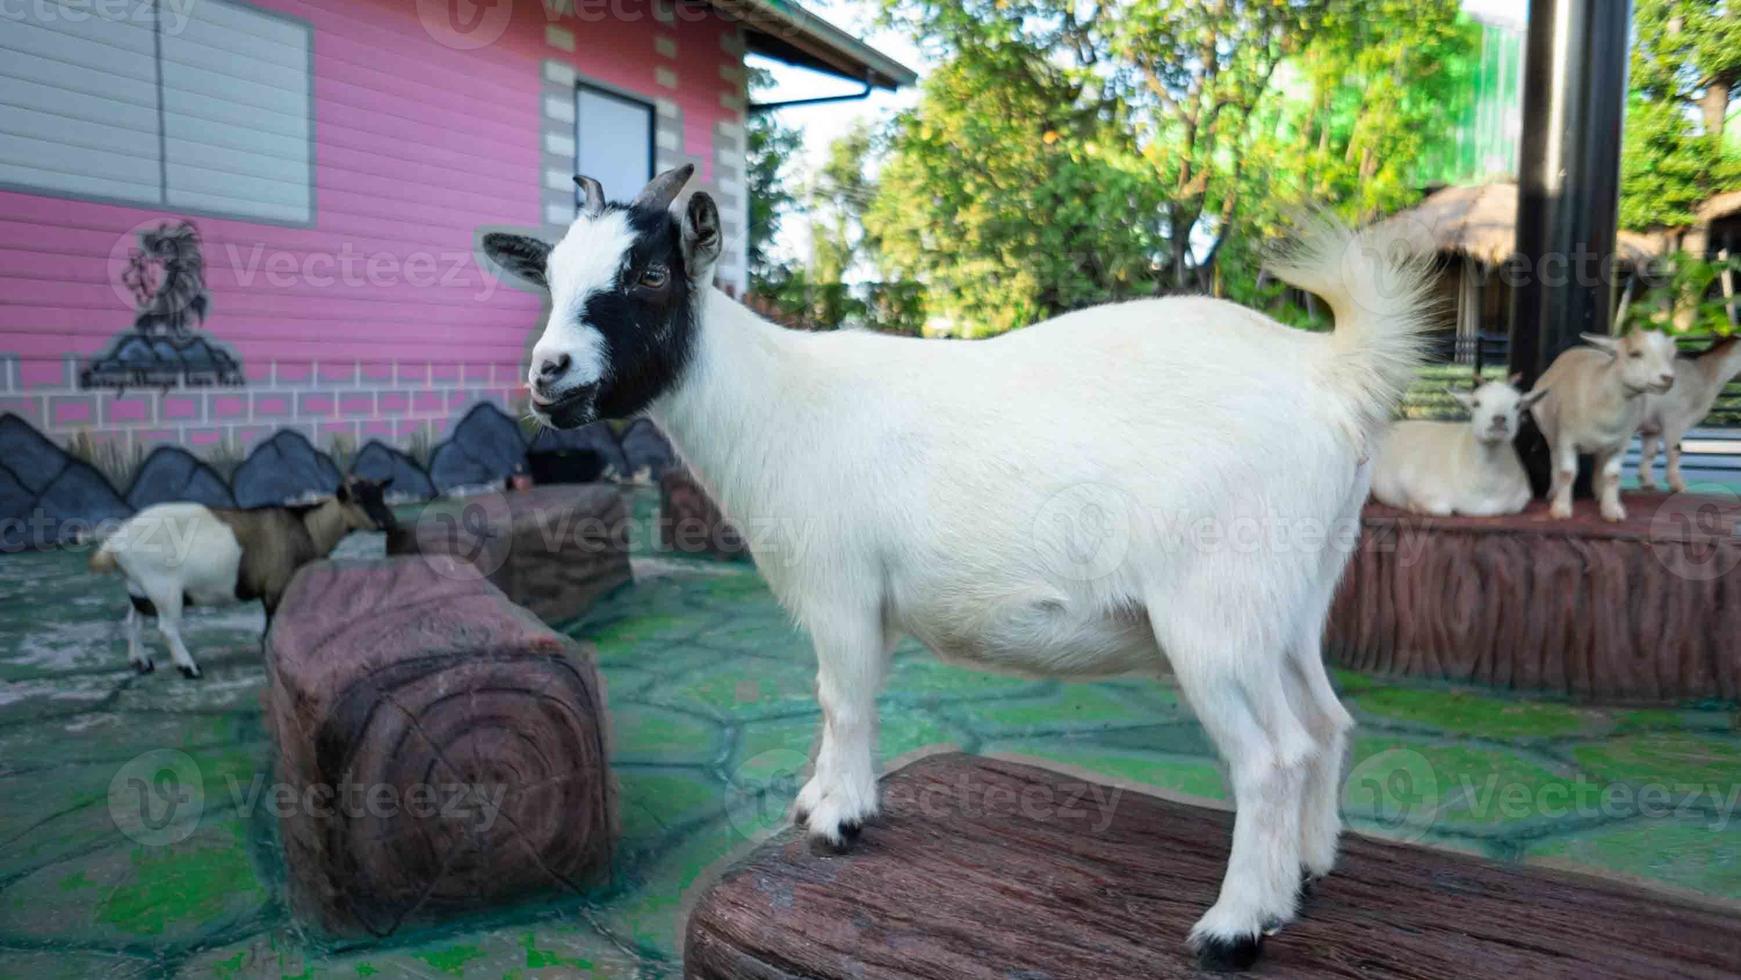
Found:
<box><xmin>148</xmin><ymin>589</ymin><xmax>201</xmax><ymax>680</ymax></box>
<box><xmin>1157</xmin><ymin>616</ymin><xmax>1312</xmax><ymax>971</ymax></box>
<box><xmin>124</xmin><ymin>593</ymin><xmax>154</xmax><ymax>674</ymax></box>
<box><xmin>1283</xmin><ymin>638</ymin><xmax>1352</xmax><ymax>887</ymax></box>
<box><xmin>794</xmin><ymin>609</ymin><xmax>890</xmax><ymax>849</ymax></box>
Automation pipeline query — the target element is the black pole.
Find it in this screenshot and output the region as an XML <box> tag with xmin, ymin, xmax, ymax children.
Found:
<box><xmin>1510</xmin><ymin>0</ymin><xmax>1633</xmax><ymax>498</ymax></box>
<box><xmin>1509</xmin><ymin>0</ymin><xmax>1634</xmax><ymax>386</ymax></box>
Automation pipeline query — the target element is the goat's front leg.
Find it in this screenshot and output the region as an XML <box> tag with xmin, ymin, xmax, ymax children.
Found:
<box><xmin>1595</xmin><ymin>449</ymin><xmax>1626</xmax><ymax>522</ymax></box>
<box><xmin>123</xmin><ymin>603</ymin><xmax>153</xmax><ymax>674</ymax></box>
<box><xmin>1547</xmin><ymin>440</ymin><xmax>1578</xmax><ymax>519</ymax></box>
<box><xmin>1637</xmin><ymin>432</ymin><xmax>1660</xmax><ymax>490</ymax></box>
<box><xmin>795</xmin><ymin>613</ymin><xmax>889</xmax><ymax>848</ymax></box>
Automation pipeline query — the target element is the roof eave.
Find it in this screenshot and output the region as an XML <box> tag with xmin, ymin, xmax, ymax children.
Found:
<box><xmin>713</xmin><ymin>0</ymin><xmax>917</xmax><ymax>90</ymax></box>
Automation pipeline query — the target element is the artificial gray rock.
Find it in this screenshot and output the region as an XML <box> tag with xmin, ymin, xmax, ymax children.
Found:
<box><xmin>350</xmin><ymin>441</ymin><xmax>436</xmax><ymax>500</ymax></box>
<box><xmin>231</xmin><ymin>430</ymin><xmax>342</xmax><ymax>508</ymax></box>
<box><xmin>619</xmin><ymin>418</ymin><xmax>676</xmax><ymax>480</ymax></box>
<box><xmin>125</xmin><ymin>446</ymin><xmax>236</xmax><ymax>510</ymax></box>
<box><xmin>428</xmin><ymin>403</ymin><xmax>527</xmax><ymax>494</ymax></box>
<box><xmin>0</xmin><ymin>414</ymin><xmax>132</xmax><ymax>547</ymax></box>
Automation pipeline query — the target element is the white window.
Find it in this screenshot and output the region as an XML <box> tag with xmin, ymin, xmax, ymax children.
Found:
<box><xmin>0</xmin><ymin>0</ymin><xmax>313</xmax><ymax>223</ymax></box>
<box><xmin>575</xmin><ymin>85</ymin><xmax>652</xmax><ymax>209</ymax></box>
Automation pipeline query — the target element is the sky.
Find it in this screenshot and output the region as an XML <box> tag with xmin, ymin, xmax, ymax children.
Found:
<box><xmin>756</xmin><ymin>0</ymin><xmax>1531</xmax><ymax>266</ymax></box>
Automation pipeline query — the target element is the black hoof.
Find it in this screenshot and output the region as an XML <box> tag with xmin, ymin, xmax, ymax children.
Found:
<box><xmin>178</xmin><ymin>665</ymin><xmax>202</xmax><ymax>680</ymax></box>
<box><xmin>1299</xmin><ymin>871</ymin><xmax>1322</xmax><ymax>901</ymax></box>
<box><xmin>839</xmin><ymin>819</ymin><xmax>863</xmax><ymax>842</ymax></box>
<box><xmin>133</xmin><ymin>661</ymin><xmax>155</xmax><ymax>675</ymax></box>
<box><xmin>1194</xmin><ymin>934</ymin><xmax>1263</xmax><ymax>972</ymax></box>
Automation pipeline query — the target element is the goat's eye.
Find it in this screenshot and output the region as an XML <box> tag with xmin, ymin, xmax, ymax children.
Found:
<box><xmin>1629</xmin><ymin>351</ymin><xmax>1643</xmax><ymax>359</ymax></box>
<box><xmin>637</xmin><ymin>267</ymin><xmax>668</xmax><ymax>289</ymax></box>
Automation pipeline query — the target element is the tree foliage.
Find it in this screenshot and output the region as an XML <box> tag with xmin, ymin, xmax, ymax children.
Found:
<box><xmin>1621</xmin><ymin>0</ymin><xmax>1741</xmax><ymax>229</ymax></box>
<box><xmin>745</xmin><ymin>68</ymin><xmax>804</xmax><ymax>284</ymax></box>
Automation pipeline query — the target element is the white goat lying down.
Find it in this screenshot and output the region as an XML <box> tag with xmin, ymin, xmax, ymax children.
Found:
<box><xmin>1638</xmin><ymin>337</ymin><xmax>1741</xmax><ymax>492</ymax></box>
<box><xmin>89</xmin><ymin>477</ymin><xmax>395</xmax><ymax>678</ymax></box>
<box><xmin>1370</xmin><ymin>378</ymin><xmax>1547</xmax><ymax>516</ymax></box>
<box><xmin>484</xmin><ymin>169</ymin><xmax>1433</xmax><ymax>970</ymax></box>
<box><xmin>1531</xmin><ymin>331</ymin><xmax>1678</xmax><ymax>521</ymax></box>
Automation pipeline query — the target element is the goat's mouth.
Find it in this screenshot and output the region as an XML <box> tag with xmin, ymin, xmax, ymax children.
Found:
<box><xmin>530</xmin><ymin>385</ymin><xmax>599</xmax><ymax>429</ymax></box>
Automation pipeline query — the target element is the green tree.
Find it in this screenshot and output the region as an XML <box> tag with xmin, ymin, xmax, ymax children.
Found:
<box><xmin>745</xmin><ymin>68</ymin><xmax>804</xmax><ymax>284</ymax></box>
<box><xmin>1622</xmin><ymin>0</ymin><xmax>1741</xmax><ymax>229</ymax></box>
<box><xmin>866</xmin><ymin>43</ymin><xmax>1167</xmax><ymax>335</ymax></box>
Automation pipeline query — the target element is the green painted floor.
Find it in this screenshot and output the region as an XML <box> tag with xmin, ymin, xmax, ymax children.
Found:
<box><xmin>1</xmin><ymin>490</ymin><xmax>1738</xmax><ymax>977</ymax></box>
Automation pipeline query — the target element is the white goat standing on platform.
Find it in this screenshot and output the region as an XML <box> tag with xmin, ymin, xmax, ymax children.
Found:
<box><xmin>1531</xmin><ymin>331</ymin><xmax>1678</xmax><ymax>521</ymax></box>
<box><xmin>483</xmin><ymin>169</ymin><xmax>1434</xmax><ymax>971</ymax></box>
<box><xmin>1637</xmin><ymin>337</ymin><xmax>1741</xmax><ymax>492</ymax></box>
<box><xmin>1370</xmin><ymin>378</ymin><xmax>1547</xmax><ymax>516</ymax></box>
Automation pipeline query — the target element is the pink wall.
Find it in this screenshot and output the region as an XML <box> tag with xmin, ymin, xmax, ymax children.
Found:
<box><xmin>0</xmin><ymin>0</ymin><xmax>748</xmax><ymax>455</ymax></box>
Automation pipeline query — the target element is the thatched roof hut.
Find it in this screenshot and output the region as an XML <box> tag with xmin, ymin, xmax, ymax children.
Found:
<box><xmin>1377</xmin><ymin>182</ymin><xmax>1663</xmax><ymax>267</ymax></box>
<box><xmin>1699</xmin><ymin>190</ymin><xmax>1741</xmax><ymax>225</ymax></box>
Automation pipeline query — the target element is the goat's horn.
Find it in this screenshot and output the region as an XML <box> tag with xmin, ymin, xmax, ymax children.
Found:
<box><xmin>632</xmin><ymin>164</ymin><xmax>694</xmax><ymax>211</ymax></box>
<box><xmin>574</xmin><ymin>175</ymin><xmax>605</xmax><ymax>217</ymax></box>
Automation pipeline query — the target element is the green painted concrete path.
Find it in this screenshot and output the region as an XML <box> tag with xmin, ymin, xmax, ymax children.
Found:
<box><xmin>1</xmin><ymin>490</ymin><xmax>1737</xmax><ymax>977</ymax></box>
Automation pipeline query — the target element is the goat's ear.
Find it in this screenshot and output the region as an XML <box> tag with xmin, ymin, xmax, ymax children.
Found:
<box><xmin>1449</xmin><ymin>389</ymin><xmax>1476</xmax><ymax>410</ymax></box>
<box><xmin>682</xmin><ymin>192</ymin><xmax>722</xmax><ymax>282</ymax></box>
<box><xmin>482</xmin><ymin>233</ymin><xmax>552</xmax><ymax>288</ymax></box>
<box><xmin>1520</xmin><ymin>388</ymin><xmax>1550</xmax><ymax>410</ymax></box>
<box><xmin>379</xmin><ymin>476</ymin><xmax>395</xmax><ymax>491</ymax></box>
<box><xmin>336</xmin><ymin>482</ymin><xmax>351</xmax><ymax>503</ymax></box>
<box><xmin>1580</xmin><ymin>332</ymin><xmax>1620</xmax><ymax>354</ymax></box>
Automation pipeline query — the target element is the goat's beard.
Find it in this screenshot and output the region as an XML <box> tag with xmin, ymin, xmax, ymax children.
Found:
<box><xmin>536</xmin><ymin>391</ymin><xmax>597</xmax><ymax>430</ymax></box>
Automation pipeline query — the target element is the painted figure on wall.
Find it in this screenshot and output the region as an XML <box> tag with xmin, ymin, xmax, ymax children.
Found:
<box><xmin>82</xmin><ymin>220</ymin><xmax>244</xmax><ymax>393</ymax></box>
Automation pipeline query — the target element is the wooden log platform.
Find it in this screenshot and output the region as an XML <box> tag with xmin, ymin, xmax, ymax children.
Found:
<box><xmin>685</xmin><ymin>754</ymin><xmax>1741</xmax><ymax>978</ymax></box>
<box><xmin>265</xmin><ymin>557</ymin><xmax>614</xmax><ymax>937</ymax></box>
<box><xmin>387</xmin><ymin>484</ymin><xmax>631</xmax><ymax>623</ymax></box>
<box><xmin>1329</xmin><ymin>493</ymin><xmax>1741</xmax><ymax>702</ymax></box>
<box><xmin>659</xmin><ymin>468</ymin><xmax>747</xmax><ymax>559</ymax></box>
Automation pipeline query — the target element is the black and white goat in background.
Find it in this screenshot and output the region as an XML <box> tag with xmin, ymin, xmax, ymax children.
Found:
<box><xmin>483</xmin><ymin>168</ymin><xmax>1433</xmax><ymax>971</ymax></box>
<box><xmin>90</xmin><ymin>477</ymin><xmax>395</xmax><ymax>678</ymax></box>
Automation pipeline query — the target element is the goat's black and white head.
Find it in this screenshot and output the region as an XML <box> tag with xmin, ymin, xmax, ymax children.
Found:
<box><xmin>483</xmin><ymin>165</ymin><xmax>721</xmax><ymax>429</ymax></box>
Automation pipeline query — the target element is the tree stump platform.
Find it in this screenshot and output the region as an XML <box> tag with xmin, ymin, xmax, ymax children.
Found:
<box><xmin>387</xmin><ymin>484</ymin><xmax>630</xmax><ymax>623</ymax></box>
<box><xmin>659</xmin><ymin>468</ymin><xmax>747</xmax><ymax>559</ymax></box>
<box><xmin>685</xmin><ymin>753</ymin><xmax>1741</xmax><ymax>979</ymax></box>
<box><xmin>1329</xmin><ymin>494</ymin><xmax>1741</xmax><ymax>702</ymax></box>
<box><xmin>264</xmin><ymin>557</ymin><xmax>615</xmax><ymax>937</ymax></box>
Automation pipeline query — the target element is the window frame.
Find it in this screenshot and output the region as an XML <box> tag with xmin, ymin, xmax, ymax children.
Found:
<box><xmin>0</xmin><ymin>0</ymin><xmax>316</xmax><ymax>227</ymax></box>
<box><xmin>572</xmin><ymin>80</ymin><xmax>655</xmax><ymax>215</ymax></box>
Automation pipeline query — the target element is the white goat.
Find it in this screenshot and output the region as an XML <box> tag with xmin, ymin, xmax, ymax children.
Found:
<box><xmin>89</xmin><ymin>477</ymin><xmax>395</xmax><ymax>677</ymax></box>
<box><xmin>483</xmin><ymin>169</ymin><xmax>1433</xmax><ymax>970</ymax></box>
<box><xmin>1370</xmin><ymin>379</ymin><xmax>1546</xmax><ymax>516</ymax></box>
<box><xmin>1637</xmin><ymin>337</ymin><xmax>1741</xmax><ymax>492</ymax></box>
<box><xmin>1531</xmin><ymin>331</ymin><xmax>1678</xmax><ymax>521</ymax></box>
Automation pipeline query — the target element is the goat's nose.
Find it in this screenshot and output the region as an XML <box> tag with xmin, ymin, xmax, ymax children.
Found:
<box><xmin>539</xmin><ymin>353</ymin><xmax>572</xmax><ymax>381</ymax></box>
<box><xmin>1659</xmin><ymin>372</ymin><xmax>1675</xmax><ymax>386</ymax></box>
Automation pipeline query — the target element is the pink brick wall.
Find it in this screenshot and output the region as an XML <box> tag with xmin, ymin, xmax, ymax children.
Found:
<box><xmin>0</xmin><ymin>0</ymin><xmax>746</xmax><ymax>460</ymax></box>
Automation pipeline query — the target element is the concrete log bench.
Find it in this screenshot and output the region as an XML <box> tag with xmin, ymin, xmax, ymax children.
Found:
<box><xmin>685</xmin><ymin>753</ymin><xmax>1741</xmax><ymax>979</ymax></box>
<box><xmin>659</xmin><ymin>468</ymin><xmax>747</xmax><ymax>559</ymax></box>
<box><xmin>387</xmin><ymin>484</ymin><xmax>630</xmax><ymax>624</ymax></box>
<box><xmin>264</xmin><ymin>557</ymin><xmax>615</xmax><ymax>937</ymax></box>
<box><xmin>1329</xmin><ymin>494</ymin><xmax>1741</xmax><ymax>702</ymax></box>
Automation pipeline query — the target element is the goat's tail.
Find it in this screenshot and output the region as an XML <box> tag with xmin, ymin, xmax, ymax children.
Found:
<box><xmin>88</xmin><ymin>540</ymin><xmax>119</xmax><ymax>574</ymax></box>
<box><xmin>1267</xmin><ymin>212</ymin><xmax>1437</xmax><ymax>445</ymax></box>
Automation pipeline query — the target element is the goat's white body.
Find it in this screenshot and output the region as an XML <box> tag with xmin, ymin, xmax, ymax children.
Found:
<box><xmin>1638</xmin><ymin>343</ymin><xmax>1741</xmax><ymax>492</ymax></box>
<box><xmin>94</xmin><ymin>503</ymin><xmax>245</xmax><ymax>675</ymax></box>
<box><xmin>638</xmin><ymin>220</ymin><xmax>1433</xmax><ymax>955</ymax></box>
<box><xmin>1371</xmin><ymin>421</ymin><xmax>1532</xmax><ymax>516</ymax></box>
<box><xmin>1532</xmin><ymin>333</ymin><xmax>1678</xmax><ymax>521</ymax></box>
